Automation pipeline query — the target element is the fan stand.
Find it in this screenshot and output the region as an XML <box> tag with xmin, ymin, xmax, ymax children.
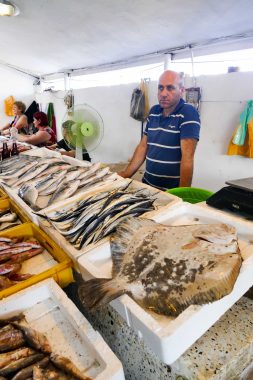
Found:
<box><xmin>75</xmin><ymin>146</ymin><xmax>83</xmax><ymax>160</ymax></box>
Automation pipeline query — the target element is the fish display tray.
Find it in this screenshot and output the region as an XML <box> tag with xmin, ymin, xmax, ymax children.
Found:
<box><xmin>0</xmin><ymin>197</ymin><xmax>31</xmax><ymax>224</ymax></box>
<box><xmin>78</xmin><ymin>202</ymin><xmax>253</xmax><ymax>364</ymax></box>
<box><xmin>0</xmin><ymin>150</ymin><xmax>123</xmax><ymax>224</ymax></box>
<box><xmin>0</xmin><ymin>278</ymin><xmax>125</xmax><ymax>379</ymax></box>
<box><xmin>0</xmin><ymin>223</ymin><xmax>73</xmax><ymax>299</ymax></box>
<box><xmin>38</xmin><ymin>179</ymin><xmax>181</xmax><ymax>265</ymax></box>
<box><xmin>0</xmin><ymin>187</ymin><xmax>8</xmax><ymax>199</ymax></box>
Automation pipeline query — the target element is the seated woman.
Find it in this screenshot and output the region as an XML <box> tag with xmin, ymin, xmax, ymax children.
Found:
<box><xmin>0</xmin><ymin>101</ymin><xmax>28</xmax><ymax>135</ymax></box>
<box><xmin>16</xmin><ymin>112</ymin><xmax>56</xmax><ymax>147</ymax></box>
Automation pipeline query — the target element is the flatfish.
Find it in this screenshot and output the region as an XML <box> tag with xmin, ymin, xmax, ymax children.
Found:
<box><xmin>79</xmin><ymin>217</ymin><xmax>242</xmax><ymax>316</ymax></box>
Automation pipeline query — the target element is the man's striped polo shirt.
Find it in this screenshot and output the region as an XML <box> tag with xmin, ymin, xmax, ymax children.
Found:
<box><xmin>143</xmin><ymin>98</ymin><xmax>200</xmax><ymax>191</ymax></box>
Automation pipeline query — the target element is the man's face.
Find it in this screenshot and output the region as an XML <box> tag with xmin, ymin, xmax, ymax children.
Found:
<box><xmin>157</xmin><ymin>72</ymin><xmax>184</xmax><ymax>113</ymax></box>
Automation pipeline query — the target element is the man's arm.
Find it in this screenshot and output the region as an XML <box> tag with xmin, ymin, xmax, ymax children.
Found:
<box><xmin>179</xmin><ymin>138</ymin><xmax>198</xmax><ymax>187</ymax></box>
<box><xmin>118</xmin><ymin>135</ymin><xmax>148</xmax><ymax>178</ymax></box>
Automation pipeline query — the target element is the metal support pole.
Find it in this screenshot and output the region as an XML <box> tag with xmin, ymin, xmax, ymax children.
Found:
<box><xmin>164</xmin><ymin>53</ymin><xmax>172</xmax><ymax>70</ymax></box>
<box><xmin>64</xmin><ymin>72</ymin><xmax>70</xmax><ymax>91</ymax></box>
<box><xmin>189</xmin><ymin>47</ymin><xmax>196</xmax><ymax>87</ymax></box>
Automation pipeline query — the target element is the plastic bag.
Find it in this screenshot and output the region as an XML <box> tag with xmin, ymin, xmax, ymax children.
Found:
<box><xmin>130</xmin><ymin>79</ymin><xmax>150</xmax><ymax>121</ymax></box>
<box><xmin>232</xmin><ymin>100</ymin><xmax>253</xmax><ymax>145</ymax></box>
<box><xmin>4</xmin><ymin>96</ymin><xmax>15</xmax><ymax>116</ymax></box>
<box><xmin>227</xmin><ymin>101</ymin><xmax>253</xmax><ymax>158</ymax></box>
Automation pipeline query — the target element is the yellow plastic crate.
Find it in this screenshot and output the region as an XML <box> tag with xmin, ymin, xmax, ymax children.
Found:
<box><xmin>0</xmin><ymin>198</ymin><xmax>31</xmax><ymax>224</ymax></box>
<box><xmin>0</xmin><ymin>223</ymin><xmax>73</xmax><ymax>299</ymax></box>
<box><xmin>0</xmin><ymin>188</ymin><xmax>8</xmax><ymax>199</ymax></box>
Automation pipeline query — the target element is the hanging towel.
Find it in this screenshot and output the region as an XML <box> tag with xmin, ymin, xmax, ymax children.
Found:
<box><xmin>47</xmin><ymin>103</ymin><xmax>57</xmax><ymax>140</ymax></box>
<box><xmin>227</xmin><ymin>100</ymin><xmax>253</xmax><ymax>158</ymax></box>
<box><xmin>25</xmin><ymin>101</ymin><xmax>39</xmax><ymax>123</ymax></box>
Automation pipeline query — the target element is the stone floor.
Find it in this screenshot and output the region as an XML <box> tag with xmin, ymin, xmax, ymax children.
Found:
<box><xmin>64</xmin><ymin>274</ymin><xmax>253</xmax><ymax>380</ymax></box>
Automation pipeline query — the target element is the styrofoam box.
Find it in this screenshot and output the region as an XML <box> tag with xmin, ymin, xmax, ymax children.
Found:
<box><xmin>78</xmin><ymin>202</ymin><xmax>253</xmax><ymax>364</ymax></box>
<box><xmin>39</xmin><ymin>179</ymin><xmax>181</xmax><ymax>266</ymax></box>
<box><xmin>197</xmin><ymin>200</ymin><xmax>253</xmax><ymax>223</ymax></box>
<box><xmin>0</xmin><ymin>278</ymin><xmax>125</xmax><ymax>380</ymax></box>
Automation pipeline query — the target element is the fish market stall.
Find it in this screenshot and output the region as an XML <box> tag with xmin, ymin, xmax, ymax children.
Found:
<box><xmin>0</xmin><ymin>278</ymin><xmax>125</xmax><ymax>379</ymax></box>
<box><xmin>77</xmin><ymin>202</ymin><xmax>253</xmax><ymax>365</ymax></box>
<box><xmin>36</xmin><ymin>179</ymin><xmax>181</xmax><ymax>266</ymax></box>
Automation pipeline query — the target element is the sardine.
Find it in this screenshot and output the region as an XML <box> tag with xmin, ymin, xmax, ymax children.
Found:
<box><xmin>0</xmin><ymin>347</ymin><xmax>37</xmax><ymax>369</ymax></box>
<box><xmin>0</xmin><ymin>313</ymin><xmax>25</xmax><ymax>327</ymax></box>
<box><xmin>0</xmin><ymin>213</ymin><xmax>18</xmax><ymax>222</ymax></box>
<box><xmin>12</xmin><ymin>323</ymin><xmax>51</xmax><ymax>354</ymax></box>
<box><xmin>50</xmin><ymin>353</ymin><xmax>92</xmax><ymax>380</ymax></box>
<box><xmin>14</xmin><ymin>163</ymin><xmax>49</xmax><ymax>187</ymax></box>
<box><xmin>9</xmin><ymin>273</ymin><xmax>32</xmax><ymax>281</ymax></box>
<box><xmin>9</xmin><ymin>247</ymin><xmax>44</xmax><ymax>264</ymax></box>
<box><xmin>11</xmin><ymin>356</ymin><xmax>49</xmax><ymax>380</ymax></box>
<box><xmin>0</xmin><ymin>325</ymin><xmax>25</xmax><ymax>352</ymax></box>
<box><xmin>0</xmin><ymin>263</ymin><xmax>21</xmax><ymax>276</ymax></box>
<box><xmin>18</xmin><ymin>184</ymin><xmax>39</xmax><ymax>207</ymax></box>
<box><xmin>0</xmin><ymin>222</ymin><xmax>21</xmax><ymax>232</ymax></box>
<box><xmin>47</xmin><ymin>180</ymin><xmax>80</xmax><ymax>207</ymax></box>
<box><xmin>5</xmin><ymin>162</ymin><xmax>38</xmax><ymax>185</ymax></box>
<box><xmin>0</xmin><ymin>353</ymin><xmax>44</xmax><ymax>376</ymax></box>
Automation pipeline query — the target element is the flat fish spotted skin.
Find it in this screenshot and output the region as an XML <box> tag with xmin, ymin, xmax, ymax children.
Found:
<box><xmin>79</xmin><ymin>217</ymin><xmax>242</xmax><ymax>316</ymax></box>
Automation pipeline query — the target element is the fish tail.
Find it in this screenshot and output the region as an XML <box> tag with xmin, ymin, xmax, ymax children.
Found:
<box><xmin>78</xmin><ymin>278</ymin><xmax>125</xmax><ymax>309</ymax></box>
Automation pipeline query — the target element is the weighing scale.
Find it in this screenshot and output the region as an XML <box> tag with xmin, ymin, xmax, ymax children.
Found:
<box><xmin>206</xmin><ymin>177</ymin><xmax>253</xmax><ymax>218</ymax></box>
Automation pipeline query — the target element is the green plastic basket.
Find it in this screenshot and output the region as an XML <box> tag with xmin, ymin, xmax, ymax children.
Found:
<box><xmin>166</xmin><ymin>187</ymin><xmax>213</xmax><ymax>204</ymax></box>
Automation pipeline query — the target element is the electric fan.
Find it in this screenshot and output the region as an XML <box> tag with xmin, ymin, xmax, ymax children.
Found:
<box><xmin>61</xmin><ymin>104</ymin><xmax>104</xmax><ymax>160</ymax></box>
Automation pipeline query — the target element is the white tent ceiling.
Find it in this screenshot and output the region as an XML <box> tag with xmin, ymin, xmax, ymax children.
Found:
<box><xmin>0</xmin><ymin>0</ymin><xmax>253</xmax><ymax>78</ymax></box>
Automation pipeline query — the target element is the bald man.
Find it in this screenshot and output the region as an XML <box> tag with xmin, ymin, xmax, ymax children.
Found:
<box><xmin>119</xmin><ymin>70</ymin><xmax>200</xmax><ymax>190</ymax></box>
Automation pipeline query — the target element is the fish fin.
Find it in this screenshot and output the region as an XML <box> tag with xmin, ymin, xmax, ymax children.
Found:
<box><xmin>110</xmin><ymin>216</ymin><xmax>156</xmax><ymax>276</ymax></box>
<box><xmin>78</xmin><ymin>278</ymin><xmax>125</xmax><ymax>309</ymax></box>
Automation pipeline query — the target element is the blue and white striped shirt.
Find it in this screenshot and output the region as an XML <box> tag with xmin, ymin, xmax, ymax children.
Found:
<box><xmin>143</xmin><ymin>99</ymin><xmax>200</xmax><ymax>190</ymax></box>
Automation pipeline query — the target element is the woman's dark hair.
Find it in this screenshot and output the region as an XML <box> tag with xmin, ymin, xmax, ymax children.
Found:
<box><xmin>33</xmin><ymin>111</ymin><xmax>48</xmax><ymax>127</ymax></box>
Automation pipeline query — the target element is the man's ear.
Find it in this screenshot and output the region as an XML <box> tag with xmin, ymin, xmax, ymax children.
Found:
<box><xmin>180</xmin><ymin>86</ymin><xmax>185</xmax><ymax>96</ymax></box>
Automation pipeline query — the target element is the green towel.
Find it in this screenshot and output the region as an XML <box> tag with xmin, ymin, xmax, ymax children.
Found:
<box><xmin>233</xmin><ymin>100</ymin><xmax>253</xmax><ymax>145</ymax></box>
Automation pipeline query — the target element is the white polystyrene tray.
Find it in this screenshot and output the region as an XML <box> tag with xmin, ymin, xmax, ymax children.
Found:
<box><xmin>0</xmin><ymin>278</ymin><xmax>125</xmax><ymax>380</ymax></box>
<box><xmin>0</xmin><ymin>150</ymin><xmax>116</xmax><ymax>224</ymax></box>
<box><xmin>40</xmin><ymin>180</ymin><xmax>181</xmax><ymax>265</ymax></box>
<box><xmin>78</xmin><ymin>202</ymin><xmax>253</xmax><ymax>364</ymax></box>
<box><xmin>197</xmin><ymin>200</ymin><xmax>253</xmax><ymax>223</ymax></box>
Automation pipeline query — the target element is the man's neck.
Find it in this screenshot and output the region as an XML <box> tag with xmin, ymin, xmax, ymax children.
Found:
<box><xmin>162</xmin><ymin>99</ymin><xmax>181</xmax><ymax>117</ymax></box>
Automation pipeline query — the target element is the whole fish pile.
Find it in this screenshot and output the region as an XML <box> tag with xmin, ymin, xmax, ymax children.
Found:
<box><xmin>79</xmin><ymin>217</ymin><xmax>242</xmax><ymax>317</ymax></box>
<box><xmin>45</xmin><ymin>185</ymin><xmax>156</xmax><ymax>249</ymax></box>
<box><xmin>0</xmin><ymin>156</ymin><xmax>118</xmax><ymax>210</ymax></box>
<box><xmin>0</xmin><ymin>314</ymin><xmax>91</xmax><ymax>379</ymax></box>
<box><xmin>0</xmin><ymin>209</ymin><xmax>21</xmax><ymax>232</ymax></box>
<box><xmin>0</xmin><ymin>237</ymin><xmax>44</xmax><ymax>290</ymax></box>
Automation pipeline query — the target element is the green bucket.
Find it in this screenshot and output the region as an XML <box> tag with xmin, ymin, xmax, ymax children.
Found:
<box><xmin>166</xmin><ymin>187</ymin><xmax>213</xmax><ymax>204</ymax></box>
